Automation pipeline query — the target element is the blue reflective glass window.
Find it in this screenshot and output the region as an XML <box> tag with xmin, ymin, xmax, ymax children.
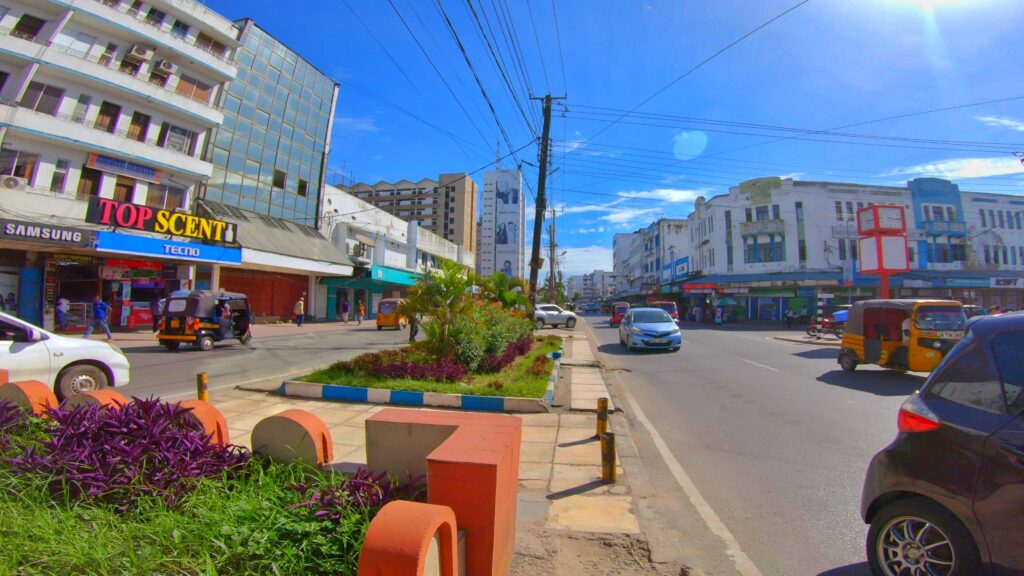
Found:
<box><xmin>224</xmin><ymin>170</ymin><xmax>243</xmax><ymax>194</ymax></box>
<box><xmin>239</xmin><ymin>194</ymin><xmax>256</xmax><ymax>212</ymax></box>
<box><xmin>235</xmin><ymin>119</ymin><xmax>252</xmax><ymax>139</ymax></box>
<box><xmin>223</xmin><ymin>94</ymin><xmax>241</xmax><ymax>114</ymax></box>
<box><xmin>268</xmin><ymin>202</ymin><xmax>283</xmax><ymax>218</ymax></box>
<box><xmin>261</xmin><ymin>146</ymin><xmax>275</xmax><ymax>167</ymax></box>
<box><xmin>250</xmin><ymin>126</ymin><xmax>266</xmax><ymax>147</ymax></box>
<box><xmin>236</xmin><ymin>49</ymin><xmax>255</xmax><ymax>66</ymax></box>
<box><xmin>252</xmin><ymin>57</ymin><xmax>267</xmax><ymax>75</ymax></box>
<box><xmin>254</xmin><ymin>199</ymin><xmax>269</xmax><ymax>213</ymax></box>
<box><xmin>244</xmin><ymin>159</ymin><xmax>260</xmax><ymax>179</ymax></box>
<box><xmin>228</xmin><ymin>80</ymin><xmax>244</xmax><ymax>97</ymax></box>
<box><xmin>239</xmin><ymin>102</ymin><xmax>256</xmax><ymax>121</ymax></box>
<box><xmin>226</xmin><ymin>151</ymin><xmax>245</xmax><ymax>173</ymax></box>
<box><xmin>221</xmin><ymin>190</ymin><xmax>239</xmax><ymax>207</ymax></box>
<box><xmin>243</xmin><ymin>85</ymin><xmax>258</xmax><ymax>103</ymax></box>
<box><xmin>214</xmin><ymin>129</ymin><xmax>233</xmax><ymax>149</ymax></box>
<box><xmin>258</xmin><ymin>93</ymin><xmax>273</xmax><ymax>113</ymax></box>
<box><xmin>265</xmin><ymin>65</ymin><xmax>279</xmax><ymax>84</ymax></box>
<box><xmin>247</xmin><ymin>140</ymin><xmax>263</xmax><ymax>160</ymax></box>
<box><xmin>230</xmin><ymin>133</ymin><xmax>248</xmax><ymax>154</ymax></box>
<box><xmin>211</xmin><ymin>146</ymin><xmax>228</xmax><ymax>167</ymax></box>
<box><xmin>254</xmin><ymin>109</ymin><xmax>270</xmax><ymax>128</ymax></box>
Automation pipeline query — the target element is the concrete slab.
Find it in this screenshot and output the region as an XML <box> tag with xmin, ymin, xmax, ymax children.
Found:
<box><xmin>571</xmin><ymin>397</ymin><xmax>616</xmax><ymax>411</ymax></box>
<box><xmin>546</xmin><ymin>495</ymin><xmax>640</xmax><ymax>534</ymax></box>
<box><xmin>559</xmin><ymin>413</ymin><xmax>596</xmax><ymax>428</ymax></box>
<box><xmin>519</xmin><ymin>462</ymin><xmax>553</xmax><ymax>481</ymax></box>
<box><xmin>522</xmin><ymin>426</ymin><xmax>558</xmax><ymax>443</ymax></box>
<box><xmin>557</xmin><ymin>426</ymin><xmax>599</xmax><ymax>445</ymax></box>
<box><xmin>519</xmin><ymin>441</ymin><xmax>555</xmax><ymax>464</ymax></box>
<box><xmin>554</xmin><ymin>441</ymin><xmax>603</xmax><ymax>466</ymax></box>
<box><xmin>519</xmin><ymin>413</ymin><xmax>560</xmax><ymax>427</ymax></box>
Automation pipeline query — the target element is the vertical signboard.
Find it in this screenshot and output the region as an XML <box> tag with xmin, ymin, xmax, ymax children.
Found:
<box><xmin>487</xmin><ymin>168</ymin><xmax>525</xmax><ymax>279</ymax></box>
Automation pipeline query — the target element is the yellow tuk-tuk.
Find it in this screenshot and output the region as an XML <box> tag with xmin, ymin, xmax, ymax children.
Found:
<box><xmin>376</xmin><ymin>298</ymin><xmax>406</xmax><ymax>331</ymax></box>
<box><xmin>158</xmin><ymin>290</ymin><xmax>253</xmax><ymax>351</ymax></box>
<box><xmin>838</xmin><ymin>299</ymin><xmax>966</xmax><ymax>373</ymax></box>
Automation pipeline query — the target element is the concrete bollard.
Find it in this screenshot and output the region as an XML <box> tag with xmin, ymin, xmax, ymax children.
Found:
<box><xmin>595</xmin><ymin>397</ymin><xmax>608</xmax><ymax>438</ymax></box>
<box><xmin>601</xmin><ymin>432</ymin><xmax>617</xmax><ymax>484</ymax></box>
<box><xmin>196</xmin><ymin>372</ymin><xmax>209</xmax><ymax>402</ymax></box>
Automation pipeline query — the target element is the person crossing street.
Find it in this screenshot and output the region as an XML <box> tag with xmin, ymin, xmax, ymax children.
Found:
<box><xmin>83</xmin><ymin>294</ymin><xmax>112</xmax><ymax>340</ymax></box>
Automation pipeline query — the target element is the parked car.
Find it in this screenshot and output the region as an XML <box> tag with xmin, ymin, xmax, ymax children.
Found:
<box><xmin>651</xmin><ymin>300</ymin><xmax>679</xmax><ymax>320</ymax></box>
<box><xmin>533</xmin><ymin>304</ymin><xmax>577</xmax><ymax>329</ymax></box>
<box><xmin>860</xmin><ymin>312</ymin><xmax>1024</xmax><ymax>576</ymax></box>
<box><xmin>618</xmin><ymin>307</ymin><xmax>682</xmax><ymax>352</ymax></box>
<box><xmin>0</xmin><ymin>310</ymin><xmax>131</xmax><ymax>400</ymax></box>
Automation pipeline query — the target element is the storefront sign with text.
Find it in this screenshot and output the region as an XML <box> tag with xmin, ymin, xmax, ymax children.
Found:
<box><xmin>85</xmin><ymin>197</ymin><xmax>236</xmax><ymax>243</ymax></box>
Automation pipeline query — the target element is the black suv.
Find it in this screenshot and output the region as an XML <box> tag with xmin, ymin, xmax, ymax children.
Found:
<box><xmin>861</xmin><ymin>313</ymin><xmax>1024</xmax><ymax>576</ymax></box>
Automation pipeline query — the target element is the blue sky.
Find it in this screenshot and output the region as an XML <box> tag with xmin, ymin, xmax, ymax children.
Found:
<box><xmin>206</xmin><ymin>0</ymin><xmax>1024</xmax><ymax>277</ymax></box>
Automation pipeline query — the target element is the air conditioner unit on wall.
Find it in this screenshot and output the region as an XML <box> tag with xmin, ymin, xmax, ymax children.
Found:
<box><xmin>127</xmin><ymin>44</ymin><xmax>154</xmax><ymax>61</ymax></box>
<box><xmin>157</xmin><ymin>59</ymin><xmax>178</xmax><ymax>74</ymax></box>
<box><xmin>1</xmin><ymin>176</ymin><xmax>26</xmax><ymax>190</ymax></box>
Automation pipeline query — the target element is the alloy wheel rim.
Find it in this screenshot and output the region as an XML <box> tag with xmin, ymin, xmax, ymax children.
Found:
<box><xmin>877</xmin><ymin>515</ymin><xmax>955</xmax><ymax>576</ymax></box>
<box><xmin>70</xmin><ymin>374</ymin><xmax>98</xmax><ymax>395</ymax></box>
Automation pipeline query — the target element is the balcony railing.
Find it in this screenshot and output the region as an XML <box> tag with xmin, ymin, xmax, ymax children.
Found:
<box><xmin>90</xmin><ymin>0</ymin><xmax>234</xmax><ymax>64</ymax></box>
<box><xmin>6</xmin><ymin>104</ymin><xmax>201</xmax><ymax>162</ymax></box>
<box><xmin>5</xmin><ymin>24</ymin><xmax>50</xmax><ymax>45</ymax></box>
<box><xmin>739</xmin><ymin>219</ymin><xmax>786</xmax><ymax>236</ymax></box>
<box><xmin>921</xmin><ymin>220</ymin><xmax>967</xmax><ymax>237</ymax></box>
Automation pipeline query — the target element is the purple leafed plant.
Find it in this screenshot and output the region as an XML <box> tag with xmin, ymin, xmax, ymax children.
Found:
<box><xmin>289</xmin><ymin>468</ymin><xmax>426</xmax><ymax>523</ymax></box>
<box><xmin>5</xmin><ymin>397</ymin><xmax>250</xmax><ymax>510</ymax></box>
<box><xmin>368</xmin><ymin>357</ymin><xmax>467</xmax><ymax>382</ymax></box>
<box><xmin>478</xmin><ymin>336</ymin><xmax>534</xmax><ymax>374</ymax></box>
<box><xmin>0</xmin><ymin>399</ymin><xmax>29</xmax><ymax>451</ymax></box>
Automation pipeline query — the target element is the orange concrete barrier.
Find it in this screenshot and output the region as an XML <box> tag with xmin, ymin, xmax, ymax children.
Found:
<box><xmin>251</xmin><ymin>409</ymin><xmax>333</xmax><ymax>465</ymax></box>
<box><xmin>0</xmin><ymin>369</ymin><xmax>7</xmax><ymax>384</ymax></box>
<box><xmin>366</xmin><ymin>409</ymin><xmax>521</xmax><ymax>576</ymax></box>
<box><xmin>357</xmin><ymin>500</ymin><xmax>459</xmax><ymax>576</ymax></box>
<box><xmin>179</xmin><ymin>399</ymin><xmax>230</xmax><ymax>445</ymax></box>
<box><xmin>61</xmin><ymin>389</ymin><xmax>128</xmax><ymax>411</ymax></box>
<box><xmin>0</xmin><ymin>381</ymin><xmax>57</xmax><ymax>415</ymax></box>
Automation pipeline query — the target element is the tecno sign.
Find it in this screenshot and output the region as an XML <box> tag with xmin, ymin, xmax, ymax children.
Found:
<box><xmin>85</xmin><ymin>197</ymin><xmax>236</xmax><ymax>243</ymax></box>
<box><xmin>163</xmin><ymin>245</ymin><xmax>200</xmax><ymax>257</ymax></box>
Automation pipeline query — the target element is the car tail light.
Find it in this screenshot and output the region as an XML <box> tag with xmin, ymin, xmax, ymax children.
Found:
<box><xmin>897</xmin><ymin>394</ymin><xmax>941</xmax><ymax>433</ymax></box>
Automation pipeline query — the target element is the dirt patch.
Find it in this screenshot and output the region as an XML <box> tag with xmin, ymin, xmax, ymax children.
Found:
<box><xmin>512</xmin><ymin>529</ymin><xmax>688</xmax><ymax>576</ymax></box>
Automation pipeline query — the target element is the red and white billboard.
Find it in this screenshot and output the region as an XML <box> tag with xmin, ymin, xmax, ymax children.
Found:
<box><xmin>858</xmin><ymin>235</ymin><xmax>909</xmax><ymax>274</ymax></box>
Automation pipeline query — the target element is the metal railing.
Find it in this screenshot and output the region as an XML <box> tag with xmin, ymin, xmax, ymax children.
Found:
<box><xmin>90</xmin><ymin>0</ymin><xmax>234</xmax><ymax>64</ymax></box>
<box><xmin>5</xmin><ymin>24</ymin><xmax>49</xmax><ymax>45</ymax></box>
<box><xmin>6</xmin><ymin>105</ymin><xmax>201</xmax><ymax>161</ymax></box>
<box><xmin>41</xmin><ymin>41</ymin><xmax>214</xmax><ymax>106</ymax></box>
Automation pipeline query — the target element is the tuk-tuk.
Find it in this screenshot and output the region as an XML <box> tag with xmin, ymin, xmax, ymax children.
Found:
<box><xmin>838</xmin><ymin>299</ymin><xmax>966</xmax><ymax>373</ymax></box>
<box><xmin>376</xmin><ymin>298</ymin><xmax>406</xmax><ymax>331</ymax></box>
<box><xmin>158</xmin><ymin>290</ymin><xmax>253</xmax><ymax>351</ymax></box>
<box><xmin>610</xmin><ymin>302</ymin><xmax>630</xmax><ymax>326</ymax></box>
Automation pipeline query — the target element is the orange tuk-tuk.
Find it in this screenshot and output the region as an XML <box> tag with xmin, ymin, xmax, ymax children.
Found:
<box><xmin>376</xmin><ymin>298</ymin><xmax>407</xmax><ymax>330</ymax></box>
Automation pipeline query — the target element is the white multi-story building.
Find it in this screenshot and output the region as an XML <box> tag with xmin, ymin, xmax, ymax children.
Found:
<box><xmin>319</xmin><ymin>183</ymin><xmax>474</xmax><ymax>321</ymax></box>
<box><xmin>613</xmin><ymin>176</ymin><xmax>1024</xmax><ymax>319</ymax></box>
<box><xmin>566</xmin><ymin>274</ymin><xmax>584</xmax><ymax>302</ymax></box>
<box><xmin>476</xmin><ymin>167</ymin><xmax>524</xmax><ymax>279</ymax></box>
<box><xmin>0</xmin><ymin>0</ymin><xmax>240</xmax><ymax>328</ymax></box>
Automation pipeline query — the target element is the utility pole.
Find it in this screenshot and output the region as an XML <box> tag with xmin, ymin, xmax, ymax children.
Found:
<box><xmin>548</xmin><ymin>208</ymin><xmax>557</xmax><ymax>302</ymax></box>
<box><xmin>528</xmin><ymin>94</ymin><xmax>565</xmax><ymax>305</ymax></box>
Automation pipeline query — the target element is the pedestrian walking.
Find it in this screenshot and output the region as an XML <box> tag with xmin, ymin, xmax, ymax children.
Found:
<box><xmin>83</xmin><ymin>294</ymin><xmax>112</xmax><ymax>340</ymax></box>
<box><xmin>408</xmin><ymin>312</ymin><xmax>419</xmax><ymax>343</ymax></box>
<box><xmin>341</xmin><ymin>299</ymin><xmax>350</xmax><ymax>324</ymax></box>
<box><xmin>294</xmin><ymin>296</ymin><xmax>305</xmax><ymax>327</ymax></box>
<box><xmin>151</xmin><ymin>295</ymin><xmax>165</xmax><ymax>333</ymax></box>
<box><xmin>784</xmin><ymin>309</ymin><xmax>795</xmax><ymax>329</ymax></box>
<box><xmin>56</xmin><ymin>296</ymin><xmax>70</xmax><ymax>330</ymax></box>
<box><xmin>357</xmin><ymin>301</ymin><xmax>365</xmax><ymax>325</ymax></box>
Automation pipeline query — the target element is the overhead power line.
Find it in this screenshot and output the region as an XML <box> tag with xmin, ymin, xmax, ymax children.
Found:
<box><xmin>550</xmin><ymin>0</ymin><xmax>568</xmax><ymax>95</ymax></box>
<box><xmin>570</xmin><ymin>0</ymin><xmax>812</xmax><ymax>153</ymax></box>
<box><xmin>524</xmin><ymin>0</ymin><xmax>551</xmax><ymax>92</ymax></box>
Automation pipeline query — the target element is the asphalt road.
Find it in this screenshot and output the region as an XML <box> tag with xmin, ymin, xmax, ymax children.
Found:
<box><xmin>118</xmin><ymin>325</ymin><xmax>410</xmax><ymax>401</ymax></box>
<box><xmin>585</xmin><ymin>316</ymin><xmax>925</xmax><ymax>576</ymax></box>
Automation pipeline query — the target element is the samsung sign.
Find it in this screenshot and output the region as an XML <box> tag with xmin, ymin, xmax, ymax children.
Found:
<box><xmin>1</xmin><ymin>219</ymin><xmax>95</xmax><ymax>247</ymax></box>
<box><xmin>96</xmin><ymin>231</ymin><xmax>241</xmax><ymax>264</ymax></box>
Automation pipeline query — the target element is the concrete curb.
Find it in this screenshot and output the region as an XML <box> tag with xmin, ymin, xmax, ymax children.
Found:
<box><xmin>279</xmin><ymin>380</ymin><xmax>549</xmax><ymax>413</ymax></box>
<box><xmin>772</xmin><ymin>336</ymin><xmax>843</xmax><ymax>347</ymax></box>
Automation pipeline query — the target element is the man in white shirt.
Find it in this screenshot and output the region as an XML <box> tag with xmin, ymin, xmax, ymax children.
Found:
<box><xmin>56</xmin><ymin>297</ymin><xmax>70</xmax><ymax>330</ymax></box>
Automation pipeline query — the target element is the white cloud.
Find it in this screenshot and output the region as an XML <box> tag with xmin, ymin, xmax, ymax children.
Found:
<box><xmin>884</xmin><ymin>157</ymin><xmax>1024</xmax><ymax>180</ymax></box>
<box><xmin>776</xmin><ymin>172</ymin><xmax>805</xmax><ymax>180</ymax></box>
<box><xmin>600</xmin><ymin>207</ymin><xmax>661</xmax><ymax>224</ymax></box>
<box><xmin>576</xmin><ymin>226</ymin><xmax>606</xmax><ymax>234</ymax></box>
<box><xmin>617</xmin><ymin>188</ymin><xmax>704</xmax><ymax>203</ymax></box>
<box><xmin>556</xmin><ymin>246</ymin><xmax>614</xmax><ymax>278</ymax></box>
<box><xmin>334</xmin><ymin>116</ymin><xmax>379</xmax><ymax>132</ymax></box>
<box><xmin>976</xmin><ymin>116</ymin><xmax>1024</xmax><ymax>132</ymax></box>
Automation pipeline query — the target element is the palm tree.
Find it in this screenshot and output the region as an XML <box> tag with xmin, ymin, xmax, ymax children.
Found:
<box><xmin>399</xmin><ymin>258</ymin><xmax>473</xmax><ymax>360</ymax></box>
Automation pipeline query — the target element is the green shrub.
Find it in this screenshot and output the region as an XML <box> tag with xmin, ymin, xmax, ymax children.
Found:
<box><xmin>449</xmin><ymin>301</ymin><xmax>533</xmax><ymax>371</ymax></box>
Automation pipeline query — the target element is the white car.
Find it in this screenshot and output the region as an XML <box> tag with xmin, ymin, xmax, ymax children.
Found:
<box><xmin>533</xmin><ymin>304</ymin><xmax>578</xmax><ymax>329</ymax></box>
<box><xmin>0</xmin><ymin>310</ymin><xmax>130</xmax><ymax>400</ymax></box>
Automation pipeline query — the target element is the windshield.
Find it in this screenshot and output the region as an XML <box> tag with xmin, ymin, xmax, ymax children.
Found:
<box><xmin>614</xmin><ymin>305</ymin><xmax>629</xmax><ymax>313</ymax></box>
<box><xmin>915</xmin><ymin>306</ymin><xmax>966</xmax><ymax>330</ymax></box>
<box><xmin>166</xmin><ymin>298</ymin><xmax>189</xmax><ymax>314</ymax></box>
<box><xmin>633</xmin><ymin>310</ymin><xmax>673</xmax><ymax>324</ymax></box>
<box><xmin>379</xmin><ymin>302</ymin><xmax>397</xmax><ymax>313</ymax></box>
<box><xmin>654</xmin><ymin>302</ymin><xmax>677</xmax><ymax>312</ymax></box>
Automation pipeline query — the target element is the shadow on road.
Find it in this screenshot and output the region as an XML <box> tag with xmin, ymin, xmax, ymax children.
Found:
<box><xmin>817</xmin><ymin>369</ymin><xmax>924</xmax><ymax>396</ymax></box>
<box><xmin>793</xmin><ymin>348</ymin><xmax>841</xmax><ymax>360</ymax></box>
<box><xmin>817</xmin><ymin>562</ymin><xmax>871</xmax><ymax>576</ymax></box>
<box><xmin>596</xmin><ymin>343</ymin><xmax>675</xmax><ymax>356</ymax></box>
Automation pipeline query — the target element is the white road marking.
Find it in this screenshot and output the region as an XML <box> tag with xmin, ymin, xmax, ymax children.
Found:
<box><xmin>740</xmin><ymin>358</ymin><xmax>780</xmax><ymax>372</ymax></box>
<box><xmin>622</xmin><ymin>390</ymin><xmax>765</xmax><ymax>576</ymax></box>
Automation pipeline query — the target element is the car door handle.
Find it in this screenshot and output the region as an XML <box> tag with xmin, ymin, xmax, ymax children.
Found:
<box><xmin>52</xmin><ymin>352</ymin><xmax>63</xmax><ymax>357</ymax></box>
<box><xmin>1000</xmin><ymin>443</ymin><xmax>1024</xmax><ymax>459</ymax></box>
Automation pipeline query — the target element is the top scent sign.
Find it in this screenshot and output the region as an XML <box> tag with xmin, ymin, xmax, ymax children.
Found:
<box><xmin>857</xmin><ymin>204</ymin><xmax>907</xmax><ymax>236</ymax></box>
<box><xmin>85</xmin><ymin>197</ymin><xmax>237</xmax><ymax>244</ymax></box>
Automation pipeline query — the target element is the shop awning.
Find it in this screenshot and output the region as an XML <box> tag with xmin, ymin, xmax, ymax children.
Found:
<box><xmin>199</xmin><ymin>201</ymin><xmax>353</xmax><ymax>272</ymax></box>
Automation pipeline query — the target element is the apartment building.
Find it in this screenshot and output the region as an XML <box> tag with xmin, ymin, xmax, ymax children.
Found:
<box><xmin>348</xmin><ymin>173</ymin><xmax>479</xmax><ymax>255</ymax></box>
<box><xmin>0</xmin><ymin>0</ymin><xmax>240</xmax><ymax>328</ymax></box>
<box><xmin>613</xmin><ymin>176</ymin><xmax>1024</xmax><ymax>319</ymax></box>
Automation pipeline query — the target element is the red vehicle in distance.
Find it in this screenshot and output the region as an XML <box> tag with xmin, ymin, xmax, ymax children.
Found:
<box><xmin>651</xmin><ymin>301</ymin><xmax>679</xmax><ymax>320</ymax></box>
<box><xmin>610</xmin><ymin>302</ymin><xmax>630</xmax><ymax>326</ymax></box>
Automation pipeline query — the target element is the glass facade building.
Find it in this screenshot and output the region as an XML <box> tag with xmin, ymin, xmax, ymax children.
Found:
<box><xmin>202</xmin><ymin>19</ymin><xmax>338</xmax><ymax>226</ymax></box>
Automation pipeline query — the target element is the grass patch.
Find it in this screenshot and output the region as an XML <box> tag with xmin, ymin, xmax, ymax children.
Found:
<box><xmin>301</xmin><ymin>336</ymin><xmax>561</xmax><ymax>398</ymax></box>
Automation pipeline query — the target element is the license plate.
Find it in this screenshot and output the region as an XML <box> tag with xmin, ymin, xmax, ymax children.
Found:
<box><xmin>649</xmin><ymin>338</ymin><xmax>667</xmax><ymax>344</ymax></box>
<box><xmin>938</xmin><ymin>331</ymin><xmax>961</xmax><ymax>339</ymax></box>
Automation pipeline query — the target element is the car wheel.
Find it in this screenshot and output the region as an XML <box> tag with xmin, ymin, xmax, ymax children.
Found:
<box><xmin>867</xmin><ymin>498</ymin><xmax>980</xmax><ymax>576</ymax></box>
<box><xmin>566</xmin><ymin>318</ymin><xmax>577</xmax><ymax>329</ymax></box>
<box><xmin>839</xmin><ymin>352</ymin><xmax>858</xmax><ymax>372</ymax></box>
<box><xmin>163</xmin><ymin>341</ymin><xmax>180</xmax><ymax>351</ymax></box>
<box><xmin>56</xmin><ymin>364</ymin><xmax>108</xmax><ymax>400</ymax></box>
<box><xmin>536</xmin><ymin>319</ymin><xmax>545</xmax><ymax>330</ymax></box>
<box><xmin>198</xmin><ymin>335</ymin><xmax>215</xmax><ymax>351</ymax></box>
